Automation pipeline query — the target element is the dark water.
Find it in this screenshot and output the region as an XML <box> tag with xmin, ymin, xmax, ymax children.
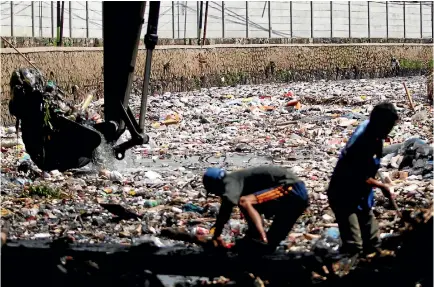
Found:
<box><xmin>132</xmin><ymin>153</ymin><xmax>273</xmax><ymax>169</ymax></box>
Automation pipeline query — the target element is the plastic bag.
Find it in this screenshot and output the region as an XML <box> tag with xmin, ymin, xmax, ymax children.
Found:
<box><xmin>311</xmin><ymin>227</ymin><xmax>341</xmax><ymax>258</ymax></box>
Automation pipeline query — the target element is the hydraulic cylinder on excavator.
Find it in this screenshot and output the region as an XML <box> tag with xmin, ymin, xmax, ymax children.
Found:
<box><xmin>97</xmin><ymin>1</ymin><xmax>161</xmax><ymax>160</ymax></box>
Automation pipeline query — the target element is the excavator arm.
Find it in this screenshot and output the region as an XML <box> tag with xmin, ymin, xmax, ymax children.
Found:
<box><xmin>97</xmin><ymin>1</ymin><xmax>161</xmax><ymax>160</ymax></box>
<box><xmin>8</xmin><ymin>2</ymin><xmax>161</xmax><ymax>172</ymax></box>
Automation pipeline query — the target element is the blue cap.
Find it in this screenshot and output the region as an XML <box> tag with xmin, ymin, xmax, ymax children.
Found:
<box><xmin>204</xmin><ymin>168</ymin><xmax>225</xmax><ymax>180</ymax></box>
<box><xmin>203</xmin><ymin>168</ymin><xmax>226</xmax><ymax>196</ymax></box>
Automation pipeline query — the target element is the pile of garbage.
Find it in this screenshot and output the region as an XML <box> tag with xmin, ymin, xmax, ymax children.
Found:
<box><xmin>7</xmin><ymin>68</ymin><xmax>103</xmax><ymax>172</ymax></box>
<box><xmin>382</xmin><ymin>137</ymin><xmax>433</xmax><ymax>177</ymax></box>
<box><xmin>427</xmin><ymin>72</ymin><xmax>433</xmax><ymax>103</ymax></box>
<box><xmin>1</xmin><ymin>76</ymin><xmax>432</xmax><ymax>258</ymax></box>
<box><xmin>9</xmin><ymin>68</ymin><xmax>102</xmax><ymax>129</ymax></box>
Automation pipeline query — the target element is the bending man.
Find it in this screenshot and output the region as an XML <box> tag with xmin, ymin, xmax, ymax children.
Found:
<box><xmin>203</xmin><ymin>166</ymin><xmax>309</xmax><ymax>251</ymax></box>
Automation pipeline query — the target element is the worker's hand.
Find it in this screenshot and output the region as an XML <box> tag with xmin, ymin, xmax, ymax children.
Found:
<box><xmin>212</xmin><ymin>236</ymin><xmax>226</xmax><ymax>248</ymax></box>
<box><xmin>384</xmin><ymin>186</ymin><xmax>397</xmax><ymax>200</ymax></box>
<box><xmin>1</xmin><ymin>232</ymin><xmax>7</xmax><ymax>246</ymax></box>
<box><xmin>380</xmin><ymin>184</ymin><xmax>394</xmax><ymax>199</ymax></box>
<box><xmin>381</xmin><ymin>185</ymin><xmax>401</xmax><ymax>214</ymax></box>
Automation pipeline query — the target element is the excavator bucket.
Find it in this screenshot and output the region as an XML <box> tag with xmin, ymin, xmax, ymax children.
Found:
<box><xmin>9</xmin><ymin>68</ymin><xmax>101</xmax><ymax>172</ymax></box>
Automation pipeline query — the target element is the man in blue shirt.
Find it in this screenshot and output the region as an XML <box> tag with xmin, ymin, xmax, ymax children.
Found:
<box><xmin>327</xmin><ymin>102</ymin><xmax>399</xmax><ymax>258</ymax></box>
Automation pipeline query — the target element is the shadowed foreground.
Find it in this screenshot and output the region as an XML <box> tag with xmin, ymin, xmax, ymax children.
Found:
<box><xmin>1</xmin><ymin>207</ymin><xmax>432</xmax><ymax>287</ymax></box>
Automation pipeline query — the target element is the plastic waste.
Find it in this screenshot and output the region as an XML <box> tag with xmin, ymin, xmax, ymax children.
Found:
<box><xmin>311</xmin><ymin>227</ymin><xmax>341</xmax><ymax>257</ymax></box>
<box><xmin>109</xmin><ymin>171</ymin><xmax>124</xmax><ymax>182</ymax></box>
<box><xmin>145</xmin><ymin>171</ymin><xmax>162</xmax><ymax>181</ymax></box>
<box><xmin>325</xmin><ymin>227</ymin><xmax>340</xmax><ymax>240</ymax></box>
<box><xmin>33</xmin><ymin>233</ymin><xmax>51</xmax><ymax>239</ymax></box>
<box><xmin>284</xmin><ymin>91</ymin><xmax>294</xmax><ymax>97</ymax></box>
<box><xmin>46</xmin><ymin>80</ymin><xmax>56</xmax><ymax>92</ymax></box>
<box><xmin>286</xmin><ymin>99</ymin><xmax>299</xmax><ymax>107</ymax></box>
<box><xmin>207</xmin><ymin>203</ymin><xmax>220</xmax><ymax>216</ymax></box>
<box><xmin>192</xmin><ymin>226</ymin><xmax>209</xmax><ymax>236</ymax></box>
<box><xmin>1</xmin><ymin>138</ymin><xmax>24</xmax><ymax>148</ymax></box>
<box><xmin>171</xmin><ymin>207</ymin><xmax>183</xmax><ymax>213</ymax></box>
<box><xmin>6</xmin><ymin>127</ymin><xmax>16</xmax><ymax>134</ymax></box>
<box><xmin>21</xmin><ymin>68</ymin><xmax>37</xmax><ymax>87</ymax></box>
<box><xmin>144</xmin><ymin>200</ymin><xmax>160</xmax><ymax>208</ymax></box>
<box><xmin>183</xmin><ymin>203</ymin><xmax>204</xmax><ymax>213</ymax></box>
<box><xmin>135</xmin><ymin>235</ymin><xmax>166</xmax><ymax>247</ymax></box>
<box><xmin>229</xmin><ymin>220</ymin><xmax>245</xmax><ymax>236</ymax></box>
<box><xmin>19</xmin><ymin>153</ymin><xmax>31</xmax><ymax>163</ymax></box>
<box><xmin>322</xmin><ymin>214</ymin><xmax>334</xmax><ymax>222</ymax></box>
<box><xmin>0</xmin><ymin>75</ymin><xmax>431</xmax><ymax>250</ymax></box>
<box><xmin>161</xmin><ymin>112</ymin><xmax>181</xmax><ymax>125</ymax></box>
<box><xmin>12</xmin><ymin>177</ymin><xmax>31</xmax><ymax>186</ymax></box>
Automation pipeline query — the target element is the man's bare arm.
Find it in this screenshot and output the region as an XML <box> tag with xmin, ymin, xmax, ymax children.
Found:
<box><xmin>366</xmin><ymin>177</ymin><xmax>400</xmax><ymax>214</ymax></box>
<box><xmin>239</xmin><ymin>194</ymin><xmax>267</xmax><ymax>243</ymax></box>
<box><xmin>243</xmin><ymin>203</ymin><xmax>267</xmax><ymax>243</ymax></box>
<box><xmin>212</xmin><ymin>199</ymin><xmax>233</xmax><ymax>240</ymax></box>
<box><xmin>366</xmin><ymin>177</ymin><xmax>387</xmax><ymax>190</ymax></box>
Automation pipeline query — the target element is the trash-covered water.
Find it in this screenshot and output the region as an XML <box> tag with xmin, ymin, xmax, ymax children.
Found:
<box><xmin>124</xmin><ymin>153</ymin><xmax>273</xmax><ymax>170</ymax></box>
<box><xmin>92</xmin><ymin>137</ymin><xmax>273</xmax><ymax>172</ymax></box>
<box><xmin>1</xmin><ymin>76</ymin><xmax>433</xmax><ymax>286</ymax></box>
